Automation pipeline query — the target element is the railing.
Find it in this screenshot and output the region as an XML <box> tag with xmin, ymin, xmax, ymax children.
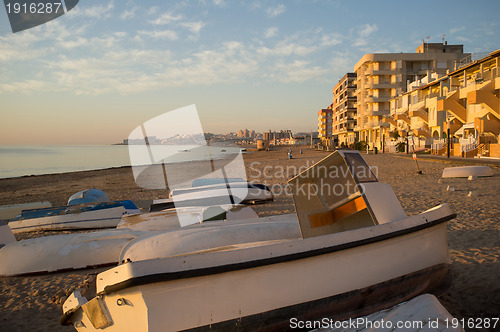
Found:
<box><xmin>431</xmin><ymin>139</ymin><xmax>446</xmax><ymax>154</ymax></box>
<box><xmin>457</xmin><ymin>52</ymin><xmax>491</xmax><ymax>69</ymax></box>
<box><xmin>461</xmin><ymin>142</ymin><xmax>478</xmax><ymax>153</ymax></box>
<box><xmin>477</xmin><ymin>143</ymin><xmax>490</xmax><ymax>157</ymax></box>
<box><xmin>479</xmin><ymin>135</ymin><xmax>498</xmax><ymax>144</ymax></box>
<box><xmin>460</xmin><ymin>137</ymin><xmax>477</xmax><ymax>146</ymax></box>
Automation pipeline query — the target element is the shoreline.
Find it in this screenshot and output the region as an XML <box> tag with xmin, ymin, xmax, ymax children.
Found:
<box><xmin>2</xmin><ymin>147</ymin><xmax>498</xmax><ymax>182</ymax></box>
<box><xmin>0</xmin><ymin>147</ymin><xmax>499</xmax><ymax>331</ymax></box>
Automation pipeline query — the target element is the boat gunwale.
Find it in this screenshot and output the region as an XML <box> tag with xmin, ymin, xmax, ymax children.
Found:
<box><xmin>101</xmin><ymin>213</ymin><xmax>455</xmax><ymax>296</ymax></box>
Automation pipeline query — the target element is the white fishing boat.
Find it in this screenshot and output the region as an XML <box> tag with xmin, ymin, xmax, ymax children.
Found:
<box><xmin>442</xmin><ymin>165</ymin><xmax>493</xmax><ymax>178</ymax></box>
<box><xmin>61</xmin><ymin>151</ymin><xmax>455</xmax><ymax>331</ymax></box>
<box><xmin>117</xmin><ymin>205</ymin><xmax>259</xmax><ymax>231</ymax></box>
<box><xmin>8</xmin><ymin>200</ymin><xmax>141</xmax><ymax>234</ymax></box>
<box><xmin>0</xmin><ymin>229</ymin><xmax>149</xmax><ymax>276</ymax></box>
<box><xmin>0</xmin><ymin>201</ymin><xmax>51</xmax><ymax>220</ymax></box>
<box><xmin>150</xmin><ymin>181</ymin><xmax>273</xmax><ymax>212</ymax></box>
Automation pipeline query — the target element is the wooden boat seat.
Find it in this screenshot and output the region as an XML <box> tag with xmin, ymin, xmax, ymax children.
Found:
<box><xmin>309</xmin><ymin>196</ymin><xmax>367</xmax><ymax>229</ymax></box>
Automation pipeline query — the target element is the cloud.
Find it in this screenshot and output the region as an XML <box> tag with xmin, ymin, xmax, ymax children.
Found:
<box><xmin>266</xmin><ymin>4</ymin><xmax>286</xmax><ymax>17</ymax></box>
<box><xmin>138</xmin><ymin>30</ymin><xmax>178</xmax><ymax>41</ymax></box>
<box><xmin>0</xmin><ymin>80</ymin><xmax>47</xmax><ymax>93</ymax></box>
<box><xmin>449</xmin><ymin>26</ymin><xmax>465</xmax><ymax>34</ymax></box>
<box><xmin>181</xmin><ymin>21</ymin><xmax>205</xmax><ymax>35</ymax></box>
<box><xmin>0</xmin><ymin>7</ymin><xmax>348</xmax><ymax>96</ymax></box>
<box><xmin>212</xmin><ymin>0</ymin><xmax>225</xmax><ymax>6</ymax></box>
<box><xmin>69</xmin><ymin>3</ymin><xmax>115</xmax><ymax>19</ymax></box>
<box><xmin>257</xmin><ymin>42</ymin><xmax>316</xmax><ymax>57</ymax></box>
<box><xmin>320</xmin><ymin>33</ymin><xmax>343</xmax><ymax>47</ymax></box>
<box><xmin>1</xmin><ymin>39</ymin><xmax>260</xmax><ymax>95</ymax></box>
<box><xmin>58</xmin><ymin>37</ymin><xmax>88</xmax><ymax>49</ymax></box>
<box><xmin>264</xmin><ymin>27</ymin><xmax>278</xmax><ymax>38</ymax></box>
<box><xmin>359</xmin><ymin>24</ymin><xmax>377</xmax><ymax>37</ymax></box>
<box><xmin>120</xmin><ymin>7</ymin><xmax>137</xmax><ymax>20</ymax></box>
<box><xmin>150</xmin><ymin>12</ymin><xmax>183</xmax><ymax>25</ymax></box>
<box><xmin>353</xmin><ymin>23</ymin><xmax>377</xmax><ymax>47</ymax></box>
<box><xmin>270</xmin><ymin>60</ymin><xmax>327</xmax><ymax>83</ymax></box>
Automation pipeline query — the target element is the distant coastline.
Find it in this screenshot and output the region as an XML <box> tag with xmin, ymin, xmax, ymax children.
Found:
<box><xmin>0</xmin><ymin>144</ymin><xmax>245</xmax><ymax>179</ymax></box>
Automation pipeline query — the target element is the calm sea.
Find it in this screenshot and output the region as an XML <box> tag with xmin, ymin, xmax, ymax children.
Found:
<box><xmin>0</xmin><ymin>145</ymin><xmax>241</xmax><ymax>179</ymax></box>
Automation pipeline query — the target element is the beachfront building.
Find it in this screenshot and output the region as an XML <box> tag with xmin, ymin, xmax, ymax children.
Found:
<box><xmin>354</xmin><ymin>42</ymin><xmax>467</xmax><ymax>150</ymax></box>
<box><xmin>317</xmin><ymin>108</ymin><xmax>333</xmax><ymax>147</ymax></box>
<box><xmin>435</xmin><ymin>49</ymin><xmax>500</xmax><ymax>157</ymax></box>
<box><xmin>385</xmin><ymin>48</ymin><xmax>500</xmax><ymax>158</ymax></box>
<box><xmin>387</xmin><ymin>73</ymin><xmax>447</xmax><ymax>152</ymax></box>
<box><xmin>332</xmin><ymin>73</ymin><xmax>358</xmax><ymax>147</ymax></box>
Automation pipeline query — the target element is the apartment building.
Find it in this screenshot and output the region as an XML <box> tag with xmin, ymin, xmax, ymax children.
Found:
<box><xmin>437</xmin><ymin>49</ymin><xmax>500</xmax><ymax>157</ymax></box>
<box><xmin>332</xmin><ymin>73</ymin><xmax>358</xmax><ymax>146</ymax></box>
<box><xmin>317</xmin><ymin>108</ymin><xmax>333</xmax><ymax>146</ymax></box>
<box><xmin>353</xmin><ymin>42</ymin><xmax>467</xmax><ymax>149</ymax></box>
<box><xmin>386</xmin><ymin>49</ymin><xmax>500</xmax><ymax>157</ymax></box>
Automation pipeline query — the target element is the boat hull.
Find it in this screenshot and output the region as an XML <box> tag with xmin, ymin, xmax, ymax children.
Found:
<box><xmin>63</xmin><ymin>213</ymin><xmax>452</xmax><ymax>331</ymax></box>
<box><xmin>0</xmin><ymin>201</ymin><xmax>51</xmax><ymax>220</ymax></box>
<box><xmin>150</xmin><ymin>183</ymin><xmax>273</xmax><ymax>212</ymax></box>
<box><xmin>8</xmin><ymin>201</ymin><xmax>140</xmax><ymax>233</ymax></box>
<box><xmin>442</xmin><ymin>165</ymin><xmax>493</xmax><ymax>178</ymax></box>
<box><xmin>0</xmin><ymin>229</ymin><xmax>148</xmax><ymax>276</ymax></box>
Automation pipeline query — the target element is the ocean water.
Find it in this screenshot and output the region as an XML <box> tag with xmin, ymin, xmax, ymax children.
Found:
<box><xmin>0</xmin><ymin>145</ymin><xmax>241</xmax><ymax>179</ymax></box>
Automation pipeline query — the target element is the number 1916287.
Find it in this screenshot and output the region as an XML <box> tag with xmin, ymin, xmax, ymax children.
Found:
<box><xmin>6</xmin><ymin>2</ymin><xmax>63</xmax><ymax>14</ymax></box>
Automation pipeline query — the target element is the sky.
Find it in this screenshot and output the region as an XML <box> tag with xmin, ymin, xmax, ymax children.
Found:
<box><xmin>0</xmin><ymin>0</ymin><xmax>499</xmax><ymax>145</ymax></box>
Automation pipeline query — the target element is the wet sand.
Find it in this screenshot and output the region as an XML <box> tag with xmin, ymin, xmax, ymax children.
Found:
<box><xmin>0</xmin><ymin>147</ymin><xmax>498</xmax><ymax>331</ymax></box>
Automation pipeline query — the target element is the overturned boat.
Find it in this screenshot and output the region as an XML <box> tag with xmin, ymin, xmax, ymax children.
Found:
<box><xmin>61</xmin><ymin>151</ymin><xmax>455</xmax><ymax>331</ymax></box>
<box><xmin>68</xmin><ymin>189</ymin><xmax>110</xmax><ymax>206</ymax></box>
<box><xmin>0</xmin><ymin>201</ymin><xmax>52</xmax><ymax>221</ymax></box>
<box><xmin>0</xmin><ymin>228</ymin><xmax>149</xmax><ymax>276</ymax></box>
<box><xmin>150</xmin><ymin>181</ymin><xmax>273</xmax><ymax>212</ymax></box>
<box><xmin>117</xmin><ymin>205</ymin><xmax>260</xmax><ymax>231</ymax></box>
<box><xmin>442</xmin><ymin>165</ymin><xmax>494</xmax><ymax>178</ymax></box>
<box><xmin>8</xmin><ymin>200</ymin><xmax>141</xmax><ymax>234</ymax></box>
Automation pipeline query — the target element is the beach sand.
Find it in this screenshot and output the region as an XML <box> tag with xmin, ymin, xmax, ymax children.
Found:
<box><xmin>0</xmin><ymin>147</ymin><xmax>498</xmax><ymax>331</ymax></box>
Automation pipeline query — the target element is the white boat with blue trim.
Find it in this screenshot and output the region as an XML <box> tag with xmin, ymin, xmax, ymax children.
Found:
<box><xmin>8</xmin><ymin>200</ymin><xmax>140</xmax><ymax>234</ymax></box>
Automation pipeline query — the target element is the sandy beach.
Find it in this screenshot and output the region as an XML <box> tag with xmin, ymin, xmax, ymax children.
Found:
<box><xmin>0</xmin><ymin>147</ymin><xmax>498</xmax><ymax>331</ymax></box>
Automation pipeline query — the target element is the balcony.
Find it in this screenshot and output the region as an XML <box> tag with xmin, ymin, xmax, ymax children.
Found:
<box><xmin>409</xmin><ymin>109</ymin><xmax>428</xmax><ymax>123</ymax></box>
<box><xmin>365</xmin><ymin>82</ymin><xmax>399</xmax><ymax>89</ymax></box>
<box><xmin>467</xmin><ymin>89</ymin><xmax>500</xmax><ymax>119</ymax></box>
<box><xmin>365</xmin><ymin>96</ymin><xmax>392</xmax><ymax>103</ymax></box>
<box><xmin>394</xmin><ymin>113</ymin><xmax>411</xmax><ymax>124</ymax></box>
<box><xmin>382</xmin><ymin>117</ymin><xmax>397</xmax><ymax>127</ymax></box>
<box><xmin>364</xmin><ymin>68</ymin><xmax>398</xmax><ymax>76</ymax></box>
<box><xmin>413</xmin><ymin>126</ymin><xmax>431</xmax><ymax>138</ymax></box>
<box><xmin>437</xmin><ymin>91</ymin><xmax>467</xmax><ymax>123</ymax></box>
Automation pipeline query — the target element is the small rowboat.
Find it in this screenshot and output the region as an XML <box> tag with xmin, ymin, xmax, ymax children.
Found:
<box><xmin>8</xmin><ymin>200</ymin><xmax>140</xmax><ymax>234</ymax></box>
<box><xmin>442</xmin><ymin>165</ymin><xmax>493</xmax><ymax>178</ymax></box>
